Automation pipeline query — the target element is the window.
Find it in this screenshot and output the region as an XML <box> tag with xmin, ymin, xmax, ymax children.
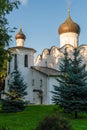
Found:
<box><xmin>14</xmin><ymin>54</ymin><xmax>17</xmax><ymax>70</ymax></box>
<box><xmin>24</xmin><ymin>55</ymin><xmax>28</xmax><ymax>67</ymax></box>
<box><xmin>40</xmin><ymin>79</ymin><xmax>42</xmax><ymax>87</ymax></box>
<box><xmin>32</xmin><ymin>79</ymin><xmax>35</xmax><ymax>86</ymax></box>
<box><xmin>45</xmin><ymin>61</ymin><xmax>47</xmax><ymax>67</ymax></box>
<box><xmin>8</xmin><ymin>62</ymin><xmax>10</xmax><ymax>74</ymax></box>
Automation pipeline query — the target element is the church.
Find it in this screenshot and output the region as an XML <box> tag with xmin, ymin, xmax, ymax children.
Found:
<box><xmin>5</xmin><ymin>9</ymin><xmax>87</xmax><ymax>104</ymax></box>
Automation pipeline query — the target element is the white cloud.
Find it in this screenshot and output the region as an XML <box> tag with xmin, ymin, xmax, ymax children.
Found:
<box><xmin>20</xmin><ymin>0</ymin><xmax>28</xmax><ymax>5</ymax></box>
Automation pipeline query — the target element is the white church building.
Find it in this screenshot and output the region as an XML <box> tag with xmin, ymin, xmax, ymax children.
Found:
<box><xmin>6</xmin><ymin>10</ymin><xmax>87</xmax><ymax>104</ymax></box>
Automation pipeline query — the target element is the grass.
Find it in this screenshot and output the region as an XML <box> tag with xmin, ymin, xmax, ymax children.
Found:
<box><xmin>71</xmin><ymin>113</ymin><xmax>87</xmax><ymax>130</ymax></box>
<box><xmin>0</xmin><ymin>105</ymin><xmax>87</xmax><ymax>130</ymax></box>
<box><xmin>0</xmin><ymin>105</ymin><xmax>55</xmax><ymax>130</ymax></box>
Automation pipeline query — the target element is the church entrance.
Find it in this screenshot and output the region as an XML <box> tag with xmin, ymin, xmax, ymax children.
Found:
<box><xmin>33</xmin><ymin>89</ymin><xmax>43</xmax><ymax>104</ymax></box>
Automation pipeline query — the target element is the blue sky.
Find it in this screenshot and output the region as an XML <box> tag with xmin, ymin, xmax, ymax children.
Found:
<box><xmin>7</xmin><ymin>0</ymin><xmax>87</xmax><ymax>57</ymax></box>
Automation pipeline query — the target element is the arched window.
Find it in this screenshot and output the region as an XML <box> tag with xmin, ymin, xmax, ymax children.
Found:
<box><xmin>40</xmin><ymin>79</ymin><xmax>42</xmax><ymax>87</ymax></box>
<box><xmin>24</xmin><ymin>55</ymin><xmax>28</xmax><ymax>67</ymax></box>
<box><xmin>8</xmin><ymin>61</ymin><xmax>10</xmax><ymax>74</ymax></box>
<box><xmin>45</xmin><ymin>61</ymin><xmax>47</xmax><ymax>67</ymax></box>
<box><xmin>14</xmin><ymin>54</ymin><xmax>17</xmax><ymax>70</ymax></box>
<box><xmin>32</xmin><ymin>79</ymin><xmax>35</xmax><ymax>86</ymax></box>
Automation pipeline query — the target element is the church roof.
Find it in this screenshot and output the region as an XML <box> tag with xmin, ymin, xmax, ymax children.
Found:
<box><xmin>58</xmin><ymin>10</ymin><xmax>80</xmax><ymax>35</ymax></box>
<box><xmin>15</xmin><ymin>27</ymin><xmax>26</xmax><ymax>40</ymax></box>
<box><xmin>31</xmin><ymin>66</ymin><xmax>60</xmax><ymax>77</ymax></box>
<box><xmin>8</xmin><ymin>46</ymin><xmax>36</xmax><ymax>53</ymax></box>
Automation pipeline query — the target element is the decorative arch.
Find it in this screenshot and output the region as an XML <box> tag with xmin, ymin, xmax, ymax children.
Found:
<box><xmin>35</xmin><ymin>54</ymin><xmax>42</xmax><ymax>65</ymax></box>
<box><xmin>50</xmin><ymin>46</ymin><xmax>60</xmax><ymax>57</ymax></box>
<box><xmin>42</xmin><ymin>49</ymin><xmax>49</xmax><ymax>59</ymax></box>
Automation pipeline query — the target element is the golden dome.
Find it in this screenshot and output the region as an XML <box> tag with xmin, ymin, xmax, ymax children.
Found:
<box><xmin>15</xmin><ymin>28</ymin><xmax>26</xmax><ymax>40</ymax></box>
<box><xmin>58</xmin><ymin>12</ymin><xmax>80</xmax><ymax>35</ymax></box>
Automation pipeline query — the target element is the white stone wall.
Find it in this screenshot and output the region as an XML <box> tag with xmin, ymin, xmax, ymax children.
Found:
<box><xmin>59</xmin><ymin>32</ymin><xmax>79</xmax><ymax>48</ymax></box>
<box><xmin>16</xmin><ymin>39</ymin><xmax>24</xmax><ymax>47</ymax></box>
<box><xmin>9</xmin><ymin>48</ymin><xmax>35</xmax><ymax>73</ymax></box>
<box><xmin>30</xmin><ymin>68</ymin><xmax>59</xmax><ymax>104</ymax></box>
<box><xmin>35</xmin><ymin>44</ymin><xmax>86</xmax><ymax>71</ymax></box>
<box><xmin>47</xmin><ymin>77</ymin><xmax>58</xmax><ymax>104</ymax></box>
<box><xmin>35</xmin><ymin>46</ymin><xmax>63</xmax><ymax>70</ymax></box>
<box><xmin>6</xmin><ymin>47</ymin><xmax>35</xmax><ymax>102</ymax></box>
<box><xmin>35</xmin><ymin>45</ymin><xmax>74</xmax><ymax>70</ymax></box>
<box><xmin>30</xmin><ymin>69</ymin><xmax>48</xmax><ymax>104</ymax></box>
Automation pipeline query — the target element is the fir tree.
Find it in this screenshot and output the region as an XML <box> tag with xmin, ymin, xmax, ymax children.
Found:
<box><xmin>52</xmin><ymin>48</ymin><xmax>87</xmax><ymax>118</ymax></box>
<box><xmin>8</xmin><ymin>70</ymin><xmax>27</xmax><ymax>100</ymax></box>
<box><xmin>2</xmin><ymin>70</ymin><xmax>28</xmax><ymax>112</ymax></box>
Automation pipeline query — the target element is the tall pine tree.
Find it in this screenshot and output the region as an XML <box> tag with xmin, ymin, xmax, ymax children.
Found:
<box><xmin>52</xmin><ymin>48</ymin><xmax>87</xmax><ymax>118</ymax></box>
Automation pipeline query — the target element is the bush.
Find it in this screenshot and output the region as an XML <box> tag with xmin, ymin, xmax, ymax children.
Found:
<box><xmin>1</xmin><ymin>99</ymin><xmax>25</xmax><ymax>113</ymax></box>
<box><xmin>33</xmin><ymin>114</ymin><xmax>74</xmax><ymax>130</ymax></box>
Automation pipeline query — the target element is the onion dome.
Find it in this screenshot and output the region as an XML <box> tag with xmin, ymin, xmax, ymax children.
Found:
<box><xmin>58</xmin><ymin>11</ymin><xmax>80</xmax><ymax>35</ymax></box>
<box><xmin>15</xmin><ymin>27</ymin><xmax>26</xmax><ymax>40</ymax></box>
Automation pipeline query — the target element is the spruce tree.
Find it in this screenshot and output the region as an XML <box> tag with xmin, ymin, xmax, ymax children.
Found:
<box><xmin>8</xmin><ymin>70</ymin><xmax>27</xmax><ymax>99</ymax></box>
<box><xmin>2</xmin><ymin>70</ymin><xmax>28</xmax><ymax>112</ymax></box>
<box><xmin>52</xmin><ymin>48</ymin><xmax>87</xmax><ymax>118</ymax></box>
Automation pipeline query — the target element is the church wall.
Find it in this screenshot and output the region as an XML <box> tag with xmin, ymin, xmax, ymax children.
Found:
<box><xmin>8</xmin><ymin>48</ymin><xmax>35</xmax><ymax>73</ymax></box>
<box><xmin>47</xmin><ymin>77</ymin><xmax>58</xmax><ymax>104</ymax></box>
<box><xmin>20</xmin><ymin>68</ymin><xmax>34</xmax><ymax>103</ymax></box>
<box><xmin>60</xmin><ymin>32</ymin><xmax>78</xmax><ymax>48</ymax></box>
<box><xmin>6</xmin><ymin>48</ymin><xmax>35</xmax><ymax>102</ymax></box>
<box><xmin>16</xmin><ymin>39</ymin><xmax>24</xmax><ymax>46</ymax></box>
<box><xmin>31</xmin><ymin>69</ymin><xmax>48</xmax><ymax>104</ymax></box>
<box><xmin>35</xmin><ymin>46</ymin><xmax>63</xmax><ymax>70</ymax></box>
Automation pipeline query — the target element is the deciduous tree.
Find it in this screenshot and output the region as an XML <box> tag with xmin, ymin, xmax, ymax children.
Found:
<box><xmin>0</xmin><ymin>0</ymin><xmax>20</xmax><ymax>91</ymax></box>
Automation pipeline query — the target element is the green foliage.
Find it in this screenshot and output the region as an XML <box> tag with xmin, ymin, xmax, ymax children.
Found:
<box><xmin>0</xmin><ymin>102</ymin><xmax>2</xmax><ymax>111</ymax></box>
<box><xmin>1</xmin><ymin>99</ymin><xmax>25</xmax><ymax>113</ymax></box>
<box><xmin>0</xmin><ymin>0</ymin><xmax>20</xmax><ymax>46</ymax></box>
<box><xmin>8</xmin><ymin>70</ymin><xmax>28</xmax><ymax>99</ymax></box>
<box><xmin>0</xmin><ymin>126</ymin><xmax>12</xmax><ymax>130</ymax></box>
<box><xmin>33</xmin><ymin>113</ymin><xmax>74</xmax><ymax>130</ymax></box>
<box><xmin>52</xmin><ymin>48</ymin><xmax>87</xmax><ymax>118</ymax></box>
<box><xmin>1</xmin><ymin>70</ymin><xmax>27</xmax><ymax>112</ymax></box>
<box><xmin>0</xmin><ymin>58</ymin><xmax>7</xmax><ymax>91</ymax></box>
<box><xmin>0</xmin><ymin>0</ymin><xmax>20</xmax><ymax>91</ymax></box>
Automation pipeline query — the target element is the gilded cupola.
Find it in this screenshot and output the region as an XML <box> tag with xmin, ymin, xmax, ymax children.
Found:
<box><xmin>58</xmin><ymin>10</ymin><xmax>80</xmax><ymax>35</ymax></box>
<box><xmin>15</xmin><ymin>27</ymin><xmax>26</xmax><ymax>47</ymax></box>
<box><xmin>58</xmin><ymin>9</ymin><xmax>80</xmax><ymax>48</ymax></box>
<box><xmin>15</xmin><ymin>27</ymin><xmax>26</xmax><ymax>40</ymax></box>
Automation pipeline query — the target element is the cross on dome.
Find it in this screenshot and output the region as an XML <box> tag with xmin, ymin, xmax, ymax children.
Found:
<box><xmin>58</xmin><ymin>8</ymin><xmax>80</xmax><ymax>35</ymax></box>
<box><xmin>15</xmin><ymin>27</ymin><xmax>26</xmax><ymax>40</ymax></box>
